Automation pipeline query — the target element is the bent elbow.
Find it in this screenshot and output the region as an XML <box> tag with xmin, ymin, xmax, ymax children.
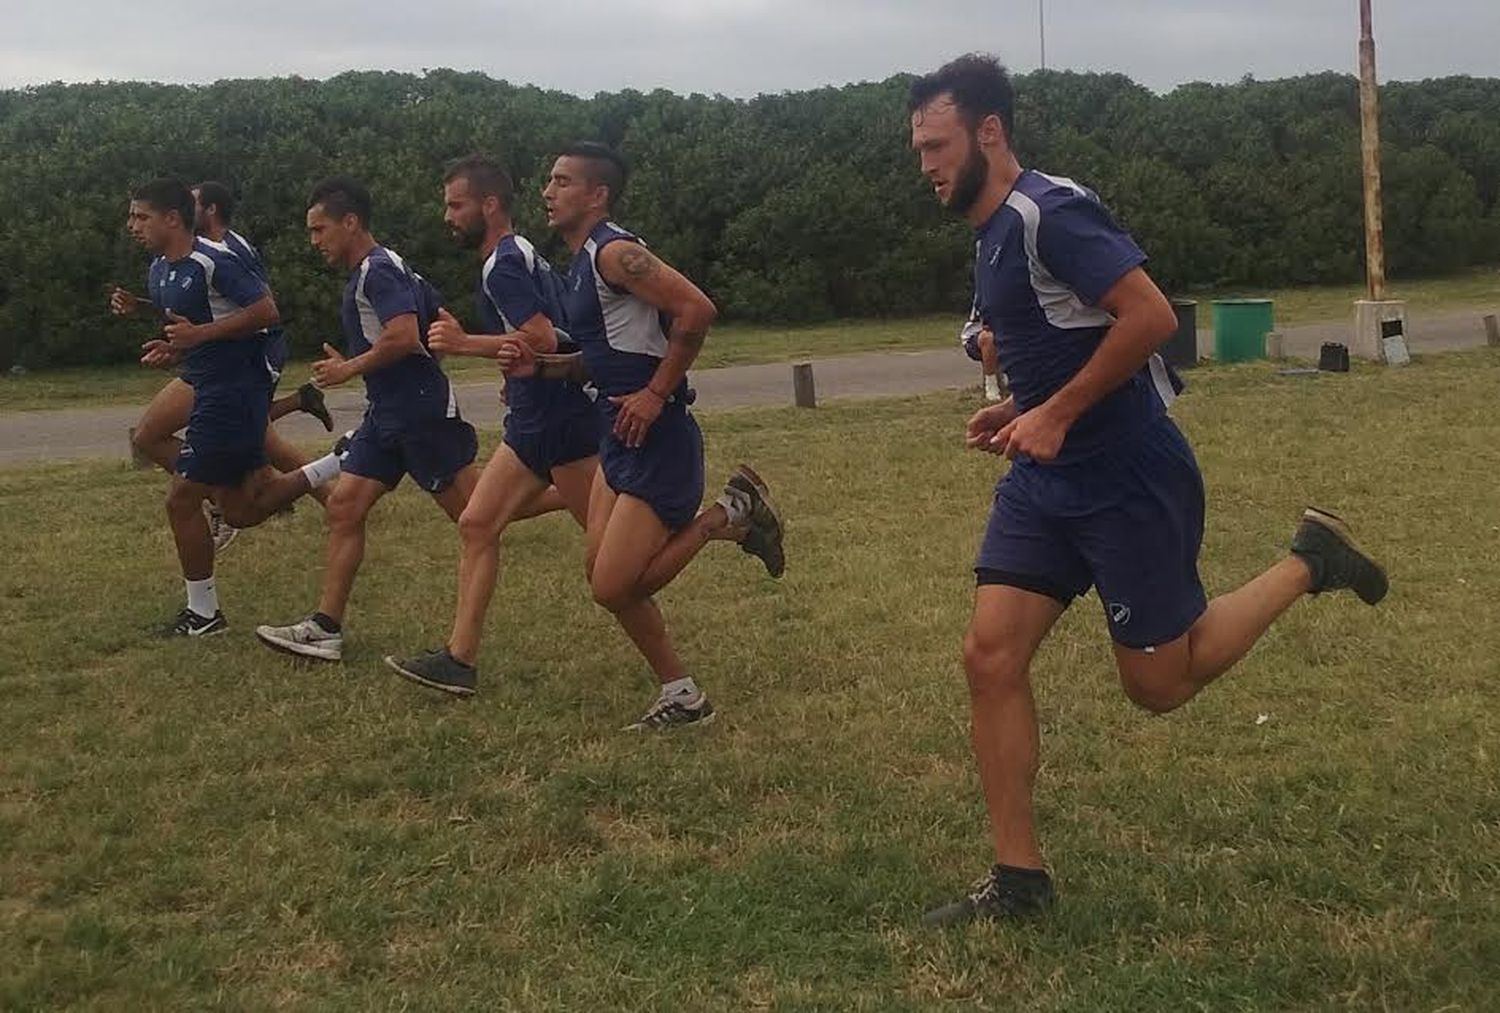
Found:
<box><xmin>696</xmin><ymin>295</ymin><xmax>719</xmax><ymax>331</ymax></box>
<box><xmin>1152</xmin><ymin>302</ymin><xmax>1178</xmax><ymax>347</ymax></box>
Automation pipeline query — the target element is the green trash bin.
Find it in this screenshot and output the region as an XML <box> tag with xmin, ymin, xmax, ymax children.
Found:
<box><xmin>1212</xmin><ymin>299</ymin><xmax>1274</xmax><ymax>363</ymax></box>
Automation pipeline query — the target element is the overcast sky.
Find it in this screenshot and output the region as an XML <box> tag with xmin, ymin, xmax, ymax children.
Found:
<box><xmin>4</xmin><ymin>1</ymin><xmax>1496</xmax><ymax>96</ymax></box>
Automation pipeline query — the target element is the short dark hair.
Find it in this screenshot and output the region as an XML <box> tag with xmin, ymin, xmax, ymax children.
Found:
<box><xmin>132</xmin><ymin>177</ymin><xmax>195</xmax><ymax>229</ymax></box>
<box><xmin>193</xmin><ymin>180</ymin><xmax>235</xmax><ymax>224</ymax></box>
<box><xmin>308</xmin><ymin>175</ymin><xmax>372</xmax><ymax>228</ymax></box>
<box><xmin>908</xmin><ymin>53</ymin><xmax>1016</xmax><ymax>141</ymax></box>
<box><xmin>559</xmin><ymin>141</ymin><xmax>628</xmax><ymax>210</ymax></box>
<box><xmin>443</xmin><ymin>154</ymin><xmax>515</xmax><ymax>214</ymax></box>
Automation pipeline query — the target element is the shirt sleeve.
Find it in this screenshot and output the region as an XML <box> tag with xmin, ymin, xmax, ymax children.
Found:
<box><xmin>210</xmin><ymin>249</ymin><xmax>268</xmax><ymax>308</ymax></box>
<box><xmin>363</xmin><ymin>259</ymin><xmax>418</xmax><ymax>325</ymax></box>
<box><xmin>484</xmin><ymin>252</ymin><xmax>546</xmax><ymax>332</ymax></box>
<box><xmin>1035</xmin><ymin>194</ymin><xmax>1147</xmax><ymax>306</ymax></box>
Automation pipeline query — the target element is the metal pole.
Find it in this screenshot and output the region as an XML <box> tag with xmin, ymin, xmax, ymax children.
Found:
<box><xmin>1358</xmin><ymin>0</ymin><xmax>1387</xmax><ymax>301</ymax></box>
<box><xmin>1039</xmin><ymin>0</ymin><xmax>1047</xmax><ymax>70</ymax></box>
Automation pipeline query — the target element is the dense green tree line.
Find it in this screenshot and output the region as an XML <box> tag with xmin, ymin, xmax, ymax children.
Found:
<box><xmin>0</xmin><ymin>69</ymin><xmax>1497</xmax><ymax>369</ymax></box>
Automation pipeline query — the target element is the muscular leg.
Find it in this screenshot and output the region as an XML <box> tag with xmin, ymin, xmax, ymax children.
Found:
<box><xmin>430</xmin><ymin>464</ymin><xmax>480</xmax><ymax>523</ymax></box>
<box><xmin>132</xmin><ymin>378</ymin><xmax>193</xmax><ymax>472</ymax></box>
<box><xmin>263</xmin><ymin>428</ymin><xmax>330</xmax><ymax>508</ymax></box>
<box><xmin>313</xmin><ymin>475</ymin><xmax>389</xmax><ymax>625</ymax></box>
<box><xmin>978</xmin><ymin>329</ymin><xmax>1003</xmax><ymax>400</ymax></box>
<box><xmin>979</xmin><ymin>329</ymin><xmax>1000</xmax><ymax>380</ymax></box>
<box><xmin>165</xmin><ymin>474</ymin><xmax>216</xmax><ymax>582</ymax></box>
<box><xmin>1113</xmin><ymin>557</ymin><xmax>1312</xmax><ymax>715</ymax></box>
<box><xmin>587</xmin><ymin>478</ymin><xmax>686</xmax><ymax>686</ymax></box>
<box><xmin>268</xmin><ymin>389</ymin><xmax>301</xmax><ymax>423</ymax></box>
<box><xmin>213</xmin><ymin>464</ymin><xmax>322</xmax><ymax>529</ymax></box>
<box><xmin>634</xmin><ymin>503</ymin><xmax>744</xmax><ymax>599</ymax></box>
<box><xmin>516</xmin><ymin>485</ymin><xmax>567</xmax><ymax>520</ymax></box>
<box><xmin>963</xmin><ymin>585</ymin><xmax>1066</xmax><ymax>870</ymax></box>
<box><xmin>444</xmin><ymin>447</ymin><xmax>553</xmax><ymax>665</ymax></box>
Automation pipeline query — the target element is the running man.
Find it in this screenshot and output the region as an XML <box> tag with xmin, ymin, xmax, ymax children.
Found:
<box><xmin>255</xmin><ymin>176</ymin><xmax>480</xmax><ymax>662</ymax></box>
<box><xmin>117</xmin><ymin>177</ymin><xmax>342</xmax><ymax>636</ymax></box>
<box><xmin>542</xmin><ymin>142</ymin><xmax>785</xmax><ymax>730</ymax></box>
<box><xmin>120</xmin><ymin>181</ymin><xmax>334</xmax><ymax>550</ymax></box>
<box><xmin>385</xmin><ymin>154</ymin><xmax>599</xmax><ymax>694</ymax></box>
<box><xmin>907</xmin><ymin>55</ymin><xmax>1388</xmax><ymax>924</ymax></box>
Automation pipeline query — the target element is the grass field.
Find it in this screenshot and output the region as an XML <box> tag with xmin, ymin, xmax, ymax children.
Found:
<box><xmin>3</xmin><ymin>265</ymin><xmax>1496</xmax><ymax>413</ymax></box>
<box><xmin>3</xmin><ymin>351</ymin><xmax>1500</xmax><ymax>1009</ymax></box>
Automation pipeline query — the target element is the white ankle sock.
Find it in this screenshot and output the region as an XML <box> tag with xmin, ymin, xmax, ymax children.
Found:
<box><xmin>715</xmin><ymin>486</ymin><xmax>752</xmax><ymax>527</ymax></box>
<box><xmin>300</xmin><ymin>453</ymin><xmax>342</xmax><ymax>488</ymax></box>
<box><xmin>185</xmin><ymin>577</ymin><xmax>218</xmax><ymax>618</ymax></box>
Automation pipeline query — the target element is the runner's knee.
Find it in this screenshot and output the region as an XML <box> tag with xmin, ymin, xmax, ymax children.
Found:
<box><xmin>962</xmin><ymin>623</ymin><xmax>1031</xmax><ymax>699</ymax></box>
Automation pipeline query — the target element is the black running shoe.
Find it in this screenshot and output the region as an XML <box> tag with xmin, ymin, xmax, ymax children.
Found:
<box><xmin>624</xmin><ymin>691</ymin><xmax>716</xmax><ymax>731</ymax></box>
<box><xmin>298</xmin><ymin>382</ymin><xmax>335</xmax><ymax>432</ymax></box>
<box><xmin>923</xmin><ymin>865</ymin><xmax>1056</xmax><ymax>927</ymax></box>
<box><xmin>725</xmin><ymin>464</ymin><xmax>785</xmax><ymax>578</ymax></box>
<box><xmin>332</xmin><ymin>429</ymin><xmax>356</xmax><ymax>458</ymax></box>
<box><xmin>385</xmin><ymin>649</ymin><xmax>477</xmax><ymax>697</ymax></box>
<box><xmin>159</xmin><ymin>608</ymin><xmax>228</xmax><ymax>639</ymax></box>
<box><xmin>1290</xmin><ymin>507</ymin><xmax>1388</xmax><ymax>605</ymax></box>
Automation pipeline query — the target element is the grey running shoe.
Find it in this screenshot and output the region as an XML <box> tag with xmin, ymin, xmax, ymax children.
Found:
<box><xmin>923</xmin><ymin>865</ymin><xmax>1055</xmax><ymax>927</ymax></box>
<box><xmin>724</xmin><ymin>464</ymin><xmax>784</xmax><ymax>578</ymax></box>
<box><xmin>255</xmin><ymin>615</ymin><xmax>343</xmax><ymax>661</ymax></box>
<box><xmin>1290</xmin><ymin>507</ymin><xmax>1388</xmax><ymax>605</ymax></box>
<box><xmin>385</xmin><ymin>649</ymin><xmax>477</xmax><ymax>697</ymax></box>
<box><xmin>623</xmin><ymin>691</ymin><xmax>716</xmax><ymax>732</ymax></box>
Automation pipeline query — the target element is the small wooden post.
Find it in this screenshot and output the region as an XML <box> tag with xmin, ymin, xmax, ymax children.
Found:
<box><xmin>792</xmin><ymin>361</ymin><xmax>816</xmax><ymax>408</ymax></box>
<box><xmin>1484</xmin><ymin>314</ymin><xmax>1500</xmax><ymax>348</ymax></box>
<box><xmin>1266</xmin><ymin>331</ymin><xmax>1285</xmax><ymax>360</ymax></box>
<box><xmin>127</xmin><ymin>426</ymin><xmax>151</xmax><ymax>469</ymax></box>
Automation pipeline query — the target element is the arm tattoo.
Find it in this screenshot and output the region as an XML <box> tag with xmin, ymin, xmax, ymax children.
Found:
<box><xmin>616</xmin><ymin>244</ymin><xmax>660</xmax><ymax>281</ymax></box>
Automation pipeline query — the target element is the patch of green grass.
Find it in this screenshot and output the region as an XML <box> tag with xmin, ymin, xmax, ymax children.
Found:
<box><xmin>3</xmin><ymin>351</ymin><xmax>1500</xmax><ymax>1009</ymax></box>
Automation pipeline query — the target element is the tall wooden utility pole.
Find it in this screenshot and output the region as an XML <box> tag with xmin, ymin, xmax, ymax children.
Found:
<box><xmin>1039</xmin><ymin>0</ymin><xmax>1047</xmax><ymax>70</ymax></box>
<box><xmin>1358</xmin><ymin>0</ymin><xmax>1387</xmax><ymax>301</ymax></box>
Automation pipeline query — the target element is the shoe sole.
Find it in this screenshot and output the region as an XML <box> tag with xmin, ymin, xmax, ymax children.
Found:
<box><xmin>622</xmin><ymin>709</ymin><xmax>717</xmax><ymax>733</ymax></box>
<box><xmin>1302</xmin><ymin>507</ymin><xmax>1388</xmax><ymax>605</ymax></box>
<box><xmin>213</xmin><ymin>528</ymin><xmax>238</xmax><ymax>554</ymax></box>
<box><xmin>383</xmin><ymin>655</ymin><xmax>475</xmax><ymax>697</ymax></box>
<box><xmin>733</xmin><ymin>464</ymin><xmax>786</xmax><ymax>578</ymax></box>
<box><xmin>255</xmin><ymin>628</ymin><xmax>342</xmax><ymax>662</ymax></box>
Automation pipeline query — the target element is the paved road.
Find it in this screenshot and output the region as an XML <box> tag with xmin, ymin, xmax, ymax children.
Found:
<box><xmin>2</xmin><ymin>309</ymin><xmax>1494</xmax><ymax>467</ymax></box>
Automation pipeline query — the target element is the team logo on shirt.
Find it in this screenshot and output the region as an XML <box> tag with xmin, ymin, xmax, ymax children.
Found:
<box><xmin>988</xmin><ymin>244</ymin><xmax>1002</xmax><ymax>267</ymax></box>
<box><xmin>180</xmin><ymin>276</ymin><xmax>193</xmax><ymax>289</ymax></box>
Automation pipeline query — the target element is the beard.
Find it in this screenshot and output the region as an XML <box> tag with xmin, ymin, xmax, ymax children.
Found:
<box><xmin>450</xmin><ymin>217</ymin><xmax>486</xmax><ymax>249</ymax></box>
<box><xmin>946</xmin><ymin>140</ymin><xmax>989</xmax><ymax>217</ymax></box>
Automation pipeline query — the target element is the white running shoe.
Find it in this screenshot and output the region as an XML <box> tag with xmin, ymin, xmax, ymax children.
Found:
<box><xmin>255</xmin><ymin>616</ymin><xmax>343</xmax><ymax>661</ymax></box>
